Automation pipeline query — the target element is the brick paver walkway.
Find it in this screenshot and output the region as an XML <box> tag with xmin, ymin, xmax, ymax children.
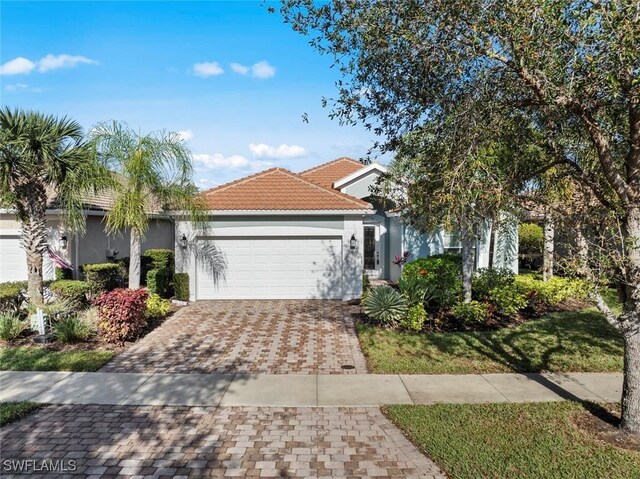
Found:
<box><xmin>1</xmin><ymin>405</ymin><xmax>445</xmax><ymax>478</ymax></box>
<box><xmin>101</xmin><ymin>300</ymin><xmax>367</xmax><ymax>375</ymax></box>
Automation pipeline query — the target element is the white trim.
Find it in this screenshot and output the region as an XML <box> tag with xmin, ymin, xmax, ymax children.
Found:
<box><xmin>333</xmin><ymin>162</ymin><xmax>388</xmax><ymax>189</ymax></box>
<box><xmin>172</xmin><ymin>209</ymin><xmax>374</xmax><ymax>216</ymax></box>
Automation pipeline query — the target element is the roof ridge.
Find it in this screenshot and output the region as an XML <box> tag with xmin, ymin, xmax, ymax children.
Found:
<box><xmin>299</xmin><ymin>157</ymin><xmax>362</xmax><ymax>176</ymax></box>
<box><xmin>201</xmin><ymin>167</ymin><xmax>284</xmax><ymax>196</ymax></box>
<box><xmin>277</xmin><ymin>168</ymin><xmax>370</xmax><ymax>208</ymax></box>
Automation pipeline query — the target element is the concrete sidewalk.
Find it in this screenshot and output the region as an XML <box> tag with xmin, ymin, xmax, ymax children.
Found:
<box><xmin>0</xmin><ymin>371</ymin><xmax>622</xmax><ymax>407</ymax></box>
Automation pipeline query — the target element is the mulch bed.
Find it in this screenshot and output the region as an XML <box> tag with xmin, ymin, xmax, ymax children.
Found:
<box><xmin>572</xmin><ymin>404</ymin><xmax>640</xmax><ymax>452</ymax></box>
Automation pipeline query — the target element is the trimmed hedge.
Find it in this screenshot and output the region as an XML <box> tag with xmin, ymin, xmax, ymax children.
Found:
<box><xmin>94</xmin><ymin>288</ymin><xmax>148</xmax><ymax>344</ymax></box>
<box><xmin>49</xmin><ymin>280</ymin><xmax>90</xmax><ymax>309</ymax></box>
<box><xmin>143</xmin><ymin>249</ymin><xmax>174</xmax><ymax>270</ymax></box>
<box><xmin>402</xmin><ymin>254</ymin><xmax>463</xmax><ymax>308</ymax></box>
<box><xmin>147</xmin><ymin>267</ymin><xmax>172</xmax><ymax>298</ymax></box>
<box><xmin>55</xmin><ymin>267</ymin><xmax>73</xmax><ymax>280</ymax></box>
<box><xmin>174</xmin><ymin>273</ymin><xmax>189</xmax><ymax>301</ymax></box>
<box><xmin>82</xmin><ymin>263</ymin><xmax>121</xmax><ymax>294</ymax></box>
<box><xmin>0</xmin><ymin>281</ymin><xmax>27</xmax><ymax>315</ymax></box>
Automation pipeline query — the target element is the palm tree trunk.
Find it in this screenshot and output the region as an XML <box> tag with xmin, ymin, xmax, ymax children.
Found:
<box><xmin>21</xmin><ymin>211</ymin><xmax>48</xmax><ymax>305</ymax></box>
<box><xmin>129</xmin><ymin>226</ymin><xmax>142</xmax><ymax>289</ymax></box>
<box><xmin>460</xmin><ymin>215</ymin><xmax>475</xmax><ymax>303</ymax></box>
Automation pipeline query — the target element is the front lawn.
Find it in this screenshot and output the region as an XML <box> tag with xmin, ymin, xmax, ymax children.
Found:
<box><xmin>0</xmin><ymin>347</ymin><xmax>114</xmax><ymax>372</ymax></box>
<box><xmin>384</xmin><ymin>402</ymin><xmax>640</xmax><ymax>479</ymax></box>
<box><xmin>0</xmin><ymin>401</ymin><xmax>42</xmax><ymax>426</ymax></box>
<box><xmin>357</xmin><ymin>308</ymin><xmax>623</xmax><ymax>374</ymax></box>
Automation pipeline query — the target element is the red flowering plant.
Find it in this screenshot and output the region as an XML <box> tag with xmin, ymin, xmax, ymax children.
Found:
<box><xmin>392</xmin><ymin>251</ymin><xmax>411</xmax><ymax>267</ymax></box>
<box><xmin>93</xmin><ymin>288</ymin><xmax>148</xmax><ymax>344</ymax></box>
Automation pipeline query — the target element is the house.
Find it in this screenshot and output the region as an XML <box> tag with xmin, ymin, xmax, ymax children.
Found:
<box><xmin>175</xmin><ymin>157</ymin><xmax>518</xmax><ymax>301</ymax></box>
<box><xmin>0</xmin><ymin>189</ymin><xmax>174</xmax><ymax>282</ymax></box>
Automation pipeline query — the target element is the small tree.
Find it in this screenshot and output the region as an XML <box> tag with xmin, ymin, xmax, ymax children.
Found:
<box><xmin>90</xmin><ymin>121</ymin><xmax>203</xmax><ymax>289</ymax></box>
<box><xmin>0</xmin><ymin>108</ymin><xmax>110</xmax><ymax>304</ymax></box>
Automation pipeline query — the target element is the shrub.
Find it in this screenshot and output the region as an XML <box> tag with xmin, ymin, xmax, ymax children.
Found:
<box><xmin>398</xmin><ymin>276</ymin><xmax>434</xmax><ymax>306</ymax></box>
<box><xmin>519</xmin><ymin>223</ymin><xmax>543</xmax><ymax>268</ymax></box>
<box><xmin>0</xmin><ymin>281</ymin><xmax>27</xmax><ymax>315</ymax></box>
<box><xmin>489</xmin><ymin>285</ymin><xmax>528</xmax><ymax>316</ymax></box>
<box><xmin>0</xmin><ymin>314</ymin><xmax>28</xmax><ymax>341</ymax></box>
<box><xmin>143</xmin><ymin>249</ymin><xmax>175</xmax><ymax>270</ymax></box>
<box><xmin>473</xmin><ymin>268</ymin><xmax>515</xmax><ymax>299</ymax></box>
<box><xmin>114</xmin><ymin>257</ymin><xmax>130</xmax><ymax>286</ymax></box>
<box><xmin>362</xmin><ymin>272</ymin><xmax>371</xmax><ymax>295</ymax></box>
<box><xmin>147</xmin><ymin>267</ymin><xmax>172</xmax><ymax>298</ymax></box>
<box><xmin>399</xmin><ymin>304</ymin><xmax>427</xmax><ymax>332</ymax></box>
<box><xmin>27</xmin><ymin>298</ymin><xmax>75</xmax><ymax>323</ymax></box>
<box><xmin>174</xmin><ymin>272</ymin><xmax>189</xmax><ymax>301</ymax></box>
<box><xmin>362</xmin><ymin>286</ymin><xmax>408</xmax><ymax>327</ymax></box>
<box><xmin>402</xmin><ymin>254</ymin><xmax>462</xmax><ymax>308</ymax></box>
<box><xmin>49</xmin><ymin>280</ymin><xmax>90</xmax><ymax>309</ymax></box>
<box><xmin>145</xmin><ymin>293</ymin><xmax>171</xmax><ymax>319</ymax></box>
<box><xmin>82</xmin><ymin>263</ymin><xmax>121</xmax><ymax>294</ymax></box>
<box><xmin>451</xmin><ymin>300</ymin><xmax>491</xmax><ymax>325</ymax></box>
<box><xmin>514</xmin><ymin>275</ymin><xmax>591</xmax><ymax>306</ymax></box>
<box><xmin>54</xmin><ymin>317</ymin><xmax>93</xmax><ymax>343</ymax></box>
<box><xmin>93</xmin><ymin>288</ymin><xmax>148</xmax><ymax>344</ymax></box>
<box><xmin>55</xmin><ymin>267</ymin><xmax>73</xmax><ymax>280</ymax></box>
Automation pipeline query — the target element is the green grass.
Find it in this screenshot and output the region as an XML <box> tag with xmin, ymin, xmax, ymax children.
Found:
<box><xmin>384</xmin><ymin>402</ymin><xmax>640</xmax><ymax>479</ymax></box>
<box><xmin>0</xmin><ymin>347</ymin><xmax>114</xmax><ymax>372</ymax></box>
<box><xmin>0</xmin><ymin>401</ymin><xmax>42</xmax><ymax>426</ymax></box>
<box><xmin>357</xmin><ymin>308</ymin><xmax>623</xmax><ymax>374</ymax></box>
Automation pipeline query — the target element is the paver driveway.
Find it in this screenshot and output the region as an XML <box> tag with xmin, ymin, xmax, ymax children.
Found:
<box><xmin>1</xmin><ymin>405</ymin><xmax>445</xmax><ymax>478</ymax></box>
<box><xmin>101</xmin><ymin>300</ymin><xmax>368</xmax><ymax>374</ymax></box>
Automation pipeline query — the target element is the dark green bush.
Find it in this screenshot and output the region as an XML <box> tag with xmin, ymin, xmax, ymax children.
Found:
<box><xmin>174</xmin><ymin>272</ymin><xmax>189</xmax><ymax>301</ymax></box>
<box><xmin>82</xmin><ymin>263</ymin><xmax>121</xmax><ymax>294</ymax></box>
<box><xmin>0</xmin><ymin>281</ymin><xmax>27</xmax><ymax>315</ymax></box>
<box><xmin>473</xmin><ymin>268</ymin><xmax>515</xmax><ymax>299</ymax></box>
<box><xmin>402</xmin><ymin>254</ymin><xmax>462</xmax><ymax>308</ymax></box>
<box><xmin>54</xmin><ymin>267</ymin><xmax>73</xmax><ymax>280</ymax></box>
<box><xmin>143</xmin><ymin>249</ymin><xmax>174</xmax><ymax>270</ymax></box>
<box><xmin>49</xmin><ymin>280</ymin><xmax>90</xmax><ymax>309</ymax></box>
<box><xmin>114</xmin><ymin>257</ymin><xmax>130</xmax><ymax>286</ymax></box>
<box><xmin>147</xmin><ymin>267</ymin><xmax>172</xmax><ymax>298</ymax></box>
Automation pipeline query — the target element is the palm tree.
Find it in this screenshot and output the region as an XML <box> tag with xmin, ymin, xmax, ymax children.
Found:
<box><xmin>0</xmin><ymin>108</ymin><xmax>111</xmax><ymax>304</ymax></box>
<box><xmin>90</xmin><ymin>121</ymin><xmax>203</xmax><ymax>289</ymax></box>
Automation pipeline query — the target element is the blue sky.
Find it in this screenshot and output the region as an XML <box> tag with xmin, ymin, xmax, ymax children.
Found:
<box><xmin>1</xmin><ymin>1</ymin><xmax>381</xmax><ymax>189</ymax></box>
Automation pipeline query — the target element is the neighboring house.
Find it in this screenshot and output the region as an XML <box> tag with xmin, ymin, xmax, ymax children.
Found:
<box><xmin>0</xmin><ymin>188</ymin><xmax>174</xmax><ymax>282</ymax></box>
<box><xmin>176</xmin><ymin>157</ymin><xmax>518</xmax><ymax>301</ymax></box>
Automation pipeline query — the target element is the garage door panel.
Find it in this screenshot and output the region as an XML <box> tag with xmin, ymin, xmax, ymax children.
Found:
<box><xmin>196</xmin><ymin>237</ymin><xmax>343</xmax><ymax>299</ymax></box>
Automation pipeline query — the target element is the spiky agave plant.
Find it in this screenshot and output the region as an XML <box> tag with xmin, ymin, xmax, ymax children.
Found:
<box><xmin>362</xmin><ymin>286</ymin><xmax>408</xmax><ymax>327</ymax></box>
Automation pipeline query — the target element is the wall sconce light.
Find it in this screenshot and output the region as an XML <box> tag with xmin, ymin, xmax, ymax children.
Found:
<box><xmin>179</xmin><ymin>234</ymin><xmax>188</xmax><ymax>249</ymax></box>
<box><xmin>349</xmin><ymin>234</ymin><xmax>357</xmax><ymax>251</ymax></box>
<box><xmin>59</xmin><ymin>235</ymin><xmax>68</xmax><ymax>249</ymax></box>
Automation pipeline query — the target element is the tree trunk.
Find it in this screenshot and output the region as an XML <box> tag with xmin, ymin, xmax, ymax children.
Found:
<box><xmin>575</xmin><ymin>223</ymin><xmax>589</xmax><ymax>277</ymax></box>
<box><xmin>460</xmin><ymin>217</ymin><xmax>475</xmax><ymax>303</ymax></box>
<box><xmin>543</xmin><ymin>211</ymin><xmax>554</xmax><ymax>281</ymax></box>
<box><xmin>129</xmin><ymin>226</ymin><xmax>142</xmax><ymax>289</ymax></box>
<box><xmin>20</xmin><ymin>212</ymin><xmax>47</xmax><ymax>305</ymax></box>
<box><xmin>621</xmin><ymin>205</ymin><xmax>640</xmax><ymax>434</ymax></box>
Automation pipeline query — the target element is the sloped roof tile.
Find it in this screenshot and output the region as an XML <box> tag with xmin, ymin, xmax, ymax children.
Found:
<box><xmin>200</xmin><ymin>167</ymin><xmax>371</xmax><ymax>211</ymax></box>
<box><xmin>299</xmin><ymin>157</ymin><xmax>365</xmax><ymax>189</ymax></box>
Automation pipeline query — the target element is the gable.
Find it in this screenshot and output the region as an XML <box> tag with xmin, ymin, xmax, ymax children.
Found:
<box><xmin>334</xmin><ymin>163</ymin><xmax>387</xmax><ymax>199</ymax></box>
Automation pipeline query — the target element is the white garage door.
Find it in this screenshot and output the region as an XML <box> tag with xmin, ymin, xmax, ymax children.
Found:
<box><xmin>196</xmin><ymin>237</ymin><xmax>343</xmax><ymax>299</ymax></box>
<box><xmin>0</xmin><ymin>236</ymin><xmax>28</xmax><ymax>282</ymax></box>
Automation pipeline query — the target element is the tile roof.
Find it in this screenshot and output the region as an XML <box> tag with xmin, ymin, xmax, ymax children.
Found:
<box><xmin>200</xmin><ymin>167</ymin><xmax>371</xmax><ymax>211</ymax></box>
<box><xmin>299</xmin><ymin>157</ymin><xmax>365</xmax><ymax>189</ymax></box>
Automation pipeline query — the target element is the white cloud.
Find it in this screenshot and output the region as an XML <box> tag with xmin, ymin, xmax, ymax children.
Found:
<box><xmin>177</xmin><ymin>130</ymin><xmax>194</xmax><ymax>141</ymax></box>
<box><xmin>0</xmin><ymin>57</ymin><xmax>36</xmax><ymax>75</ymax></box>
<box><xmin>0</xmin><ymin>54</ymin><xmax>97</xmax><ymax>76</ymax></box>
<box><xmin>196</xmin><ymin>178</ymin><xmax>219</xmax><ymax>190</ymax></box>
<box><xmin>251</xmin><ymin>61</ymin><xmax>276</xmax><ymax>79</ymax></box>
<box><xmin>37</xmin><ymin>54</ymin><xmax>97</xmax><ymax>72</ymax></box>
<box><xmin>249</xmin><ymin>143</ymin><xmax>307</xmax><ymax>159</ymax></box>
<box><xmin>192</xmin><ymin>62</ymin><xmax>224</xmax><ymax>77</ymax></box>
<box><xmin>230</xmin><ymin>63</ymin><xmax>249</xmax><ymax>75</ymax></box>
<box><xmin>193</xmin><ymin>153</ymin><xmax>250</xmax><ymax>170</ymax></box>
<box><xmin>230</xmin><ymin>61</ymin><xmax>276</xmax><ymax>79</ymax></box>
<box><xmin>4</xmin><ymin>83</ymin><xmax>29</xmax><ymax>91</ymax></box>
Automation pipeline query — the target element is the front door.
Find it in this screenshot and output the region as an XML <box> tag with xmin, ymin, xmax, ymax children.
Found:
<box><xmin>363</xmin><ymin>225</ymin><xmax>382</xmax><ymax>279</ymax></box>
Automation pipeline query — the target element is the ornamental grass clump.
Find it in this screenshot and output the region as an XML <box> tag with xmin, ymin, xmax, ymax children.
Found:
<box><xmin>93</xmin><ymin>288</ymin><xmax>148</xmax><ymax>344</ymax></box>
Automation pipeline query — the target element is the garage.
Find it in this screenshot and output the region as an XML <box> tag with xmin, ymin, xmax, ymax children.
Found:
<box><xmin>0</xmin><ymin>236</ymin><xmax>28</xmax><ymax>282</ymax></box>
<box><xmin>195</xmin><ymin>236</ymin><xmax>343</xmax><ymax>299</ymax></box>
